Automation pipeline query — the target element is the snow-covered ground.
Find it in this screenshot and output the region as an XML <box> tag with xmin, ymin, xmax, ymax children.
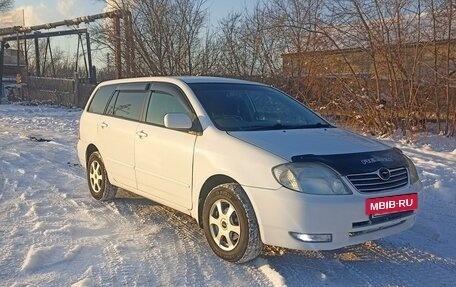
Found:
<box><xmin>0</xmin><ymin>104</ymin><xmax>455</xmax><ymax>286</ymax></box>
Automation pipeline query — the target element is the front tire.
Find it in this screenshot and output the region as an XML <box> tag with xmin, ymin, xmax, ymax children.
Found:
<box><xmin>87</xmin><ymin>151</ymin><xmax>117</xmax><ymax>201</ymax></box>
<box><xmin>202</xmin><ymin>183</ymin><xmax>262</xmax><ymax>263</ymax></box>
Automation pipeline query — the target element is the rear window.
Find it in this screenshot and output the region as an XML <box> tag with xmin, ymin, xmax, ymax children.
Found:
<box><xmin>87</xmin><ymin>85</ymin><xmax>116</xmax><ymax>114</ymax></box>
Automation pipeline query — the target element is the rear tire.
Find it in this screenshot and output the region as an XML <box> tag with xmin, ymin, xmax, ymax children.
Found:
<box><xmin>202</xmin><ymin>183</ymin><xmax>262</xmax><ymax>263</ymax></box>
<box><xmin>87</xmin><ymin>151</ymin><xmax>117</xmax><ymax>201</ymax></box>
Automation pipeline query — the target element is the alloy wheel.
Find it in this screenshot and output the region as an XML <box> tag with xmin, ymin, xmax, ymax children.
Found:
<box><xmin>89</xmin><ymin>160</ymin><xmax>103</xmax><ymax>193</ymax></box>
<box><xmin>208</xmin><ymin>199</ymin><xmax>241</xmax><ymax>251</ymax></box>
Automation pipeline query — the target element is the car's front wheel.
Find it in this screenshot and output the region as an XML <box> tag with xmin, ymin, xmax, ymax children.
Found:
<box><xmin>202</xmin><ymin>183</ymin><xmax>262</xmax><ymax>263</ymax></box>
<box><xmin>87</xmin><ymin>151</ymin><xmax>117</xmax><ymax>201</ymax></box>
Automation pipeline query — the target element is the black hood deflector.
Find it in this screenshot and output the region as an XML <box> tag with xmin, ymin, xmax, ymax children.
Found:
<box><xmin>291</xmin><ymin>148</ymin><xmax>407</xmax><ymax>176</ymax></box>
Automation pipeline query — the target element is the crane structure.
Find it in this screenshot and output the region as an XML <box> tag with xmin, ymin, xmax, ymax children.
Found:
<box><xmin>0</xmin><ymin>10</ymin><xmax>133</xmax><ymax>97</ymax></box>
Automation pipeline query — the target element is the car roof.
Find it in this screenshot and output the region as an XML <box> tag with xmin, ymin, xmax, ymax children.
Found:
<box><xmin>175</xmin><ymin>76</ymin><xmax>263</xmax><ymax>85</ymax></box>
<box><xmin>96</xmin><ymin>76</ymin><xmax>266</xmax><ymax>88</ymax></box>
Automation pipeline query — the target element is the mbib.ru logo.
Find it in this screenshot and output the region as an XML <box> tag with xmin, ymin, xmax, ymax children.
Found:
<box><xmin>366</xmin><ymin>194</ymin><xmax>418</xmax><ymax>215</ymax></box>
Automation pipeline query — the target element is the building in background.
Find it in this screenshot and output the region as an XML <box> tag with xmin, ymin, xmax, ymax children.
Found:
<box><xmin>282</xmin><ymin>40</ymin><xmax>456</xmax><ymax>81</ymax></box>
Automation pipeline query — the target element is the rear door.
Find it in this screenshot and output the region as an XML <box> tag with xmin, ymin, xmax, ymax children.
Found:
<box><xmin>134</xmin><ymin>83</ymin><xmax>198</xmax><ymax>209</ymax></box>
<box><xmin>98</xmin><ymin>87</ymin><xmax>149</xmax><ymax>188</ymax></box>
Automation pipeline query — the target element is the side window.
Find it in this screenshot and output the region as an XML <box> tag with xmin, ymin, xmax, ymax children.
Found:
<box><xmin>105</xmin><ymin>91</ymin><xmax>118</xmax><ymax>116</ymax></box>
<box><xmin>146</xmin><ymin>91</ymin><xmax>191</xmax><ymax>126</ymax></box>
<box><xmin>108</xmin><ymin>91</ymin><xmax>148</xmax><ymax>121</ymax></box>
<box><xmin>87</xmin><ymin>85</ymin><xmax>116</xmax><ymax>114</ymax></box>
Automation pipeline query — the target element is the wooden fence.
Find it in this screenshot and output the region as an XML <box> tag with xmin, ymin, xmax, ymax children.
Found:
<box><xmin>5</xmin><ymin>74</ymin><xmax>96</xmax><ymax>108</ymax></box>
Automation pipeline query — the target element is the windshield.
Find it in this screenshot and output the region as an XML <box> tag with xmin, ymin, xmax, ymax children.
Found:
<box><xmin>188</xmin><ymin>83</ymin><xmax>332</xmax><ymax>131</ymax></box>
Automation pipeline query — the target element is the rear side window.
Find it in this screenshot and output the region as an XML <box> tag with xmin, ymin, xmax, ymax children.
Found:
<box><xmin>87</xmin><ymin>85</ymin><xmax>116</xmax><ymax>114</ymax></box>
<box><xmin>107</xmin><ymin>91</ymin><xmax>149</xmax><ymax>121</ymax></box>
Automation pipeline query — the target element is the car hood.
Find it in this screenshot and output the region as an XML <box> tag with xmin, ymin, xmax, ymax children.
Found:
<box><xmin>228</xmin><ymin>127</ymin><xmax>389</xmax><ymax>161</ymax></box>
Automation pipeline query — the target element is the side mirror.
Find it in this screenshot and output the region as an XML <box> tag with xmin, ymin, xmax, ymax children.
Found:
<box><xmin>164</xmin><ymin>113</ymin><xmax>192</xmax><ymax>130</ymax></box>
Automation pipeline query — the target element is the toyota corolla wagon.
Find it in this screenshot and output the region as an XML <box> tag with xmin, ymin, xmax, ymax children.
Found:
<box><xmin>77</xmin><ymin>76</ymin><xmax>423</xmax><ymax>263</ymax></box>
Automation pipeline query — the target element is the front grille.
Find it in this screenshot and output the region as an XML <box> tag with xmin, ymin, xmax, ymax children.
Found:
<box><xmin>346</xmin><ymin>167</ymin><xmax>409</xmax><ymax>192</ymax></box>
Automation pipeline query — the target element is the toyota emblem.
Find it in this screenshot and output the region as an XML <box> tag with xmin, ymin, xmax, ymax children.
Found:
<box><xmin>378</xmin><ymin>168</ymin><xmax>391</xmax><ymax>181</ymax></box>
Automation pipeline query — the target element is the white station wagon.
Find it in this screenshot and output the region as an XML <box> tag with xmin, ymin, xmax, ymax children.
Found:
<box><xmin>77</xmin><ymin>76</ymin><xmax>423</xmax><ymax>263</ymax></box>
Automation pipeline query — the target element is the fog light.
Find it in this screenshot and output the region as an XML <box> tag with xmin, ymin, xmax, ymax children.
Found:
<box><xmin>290</xmin><ymin>232</ymin><xmax>332</xmax><ymax>243</ymax></box>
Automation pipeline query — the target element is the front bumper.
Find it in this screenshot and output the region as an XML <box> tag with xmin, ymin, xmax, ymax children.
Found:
<box><xmin>243</xmin><ymin>183</ymin><xmax>423</xmax><ymax>250</ymax></box>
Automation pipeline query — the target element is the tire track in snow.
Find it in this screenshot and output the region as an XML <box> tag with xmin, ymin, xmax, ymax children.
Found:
<box><xmin>158</xmin><ymin>205</ymin><xmax>273</xmax><ymax>286</ymax></box>
<box><xmin>104</xmin><ymin>196</ymin><xmax>274</xmax><ymax>286</ymax></box>
<box><xmin>98</xmin><ymin>188</ymin><xmax>277</xmax><ymax>286</ymax></box>
<box><xmin>265</xmin><ymin>249</ymin><xmax>363</xmax><ymax>287</ymax></box>
<box><xmin>334</xmin><ymin>241</ymin><xmax>456</xmax><ymax>287</ymax></box>
<box><xmin>94</xmin><ymin>204</ymin><xmax>165</xmax><ymax>286</ymax></box>
<box><xmin>93</xmin><ymin>196</ymin><xmax>171</xmax><ymax>286</ymax></box>
<box><xmin>263</xmin><ymin>240</ymin><xmax>456</xmax><ymax>286</ymax></box>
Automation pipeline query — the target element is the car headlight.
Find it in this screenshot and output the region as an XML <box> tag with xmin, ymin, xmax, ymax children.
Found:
<box><xmin>272</xmin><ymin>162</ymin><xmax>352</xmax><ymax>195</ymax></box>
<box><xmin>404</xmin><ymin>155</ymin><xmax>420</xmax><ymax>184</ymax></box>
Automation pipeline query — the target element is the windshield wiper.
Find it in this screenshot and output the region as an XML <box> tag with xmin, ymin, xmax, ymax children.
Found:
<box><xmin>295</xmin><ymin>123</ymin><xmax>332</xmax><ymax>129</ymax></box>
<box><xmin>243</xmin><ymin>122</ymin><xmax>331</xmax><ymax>131</ymax></box>
<box><xmin>242</xmin><ymin>123</ymin><xmax>288</xmax><ymax>131</ymax></box>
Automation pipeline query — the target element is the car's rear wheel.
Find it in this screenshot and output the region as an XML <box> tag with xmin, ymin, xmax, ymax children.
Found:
<box><xmin>87</xmin><ymin>151</ymin><xmax>117</xmax><ymax>201</ymax></box>
<box><xmin>202</xmin><ymin>183</ymin><xmax>262</xmax><ymax>263</ymax></box>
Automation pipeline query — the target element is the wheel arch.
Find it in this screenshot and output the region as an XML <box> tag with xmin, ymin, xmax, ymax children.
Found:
<box><xmin>197</xmin><ymin>174</ymin><xmax>238</xmax><ymax>227</ymax></box>
<box><xmin>85</xmin><ymin>144</ymin><xmax>99</xmax><ymax>167</ymax></box>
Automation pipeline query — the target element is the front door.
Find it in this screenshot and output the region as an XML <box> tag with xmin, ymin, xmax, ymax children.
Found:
<box><xmin>134</xmin><ymin>84</ymin><xmax>197</xmax><ymax>209</ymax></box>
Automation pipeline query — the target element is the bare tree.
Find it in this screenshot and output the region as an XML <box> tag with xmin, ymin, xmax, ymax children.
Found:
<box><xmin>91</xmin><ymin>0</ymin><xmax>208</xmax><ymax>76</ymax></box>
<box><xmin>89</xmin><ymin>0</ymin><xmax>454</xmax><ymax>136</ymax></box>
<box><xmin>173</xmin><ymin>0</ymin><xmax>207</xmax><ymax>75</ymax></box>
<box><xmin>443</xmin><ymin>0</ymin><xmax>454</xmax><ymax>135</ymax></box>
<box><xmin>0</xmin><ymin>0</ymin><xmax>13</xmax><ymax>12</ymax></box>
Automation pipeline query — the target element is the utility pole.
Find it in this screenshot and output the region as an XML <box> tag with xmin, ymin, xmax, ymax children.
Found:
<box><xmin>114</xmin><ymin>15</ymin><xmax>122</xmax><ymax>79</ymax></box>
<box><xmin>34</xmin><ymin>32</ymin><xmax>40</xmax><ymax>76</ymax></box>
<box><xmin>124</xmin><ymin>10</ymin><xmax>133</xmax><ymax>77</ymax></box>
<box><xmin>85</xmin><ymin>31</ymin><xmax>95</xmax><ymax>84</ymax></box>
<box><xmin>0</xmin><ymin>41</ymin><xmax>4</xmax><ymax>98</ymax></box>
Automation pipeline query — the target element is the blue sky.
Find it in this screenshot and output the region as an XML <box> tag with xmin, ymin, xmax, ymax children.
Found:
<box><xmin>14</xmin><ymin>0</ymin><xmax>254</xmax><ymax>27</ymax></box>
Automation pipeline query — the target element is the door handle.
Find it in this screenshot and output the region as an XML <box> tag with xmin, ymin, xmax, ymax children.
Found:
<box><xmin>136</xmin><ymin>130</ymin><xmax>148</xmax><ymax>139</ymax></box>
<box><xmin>100</xmin><ymin>122</ymin><xmax>108</xmax><ymax>129</ymax></box>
